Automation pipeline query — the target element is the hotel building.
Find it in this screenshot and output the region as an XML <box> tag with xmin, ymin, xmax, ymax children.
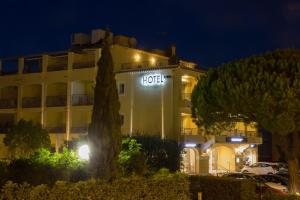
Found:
<box><xmin>0</xmin><ymin>29</ymin><xmax>262</xmax><ymax>174</ymax></box>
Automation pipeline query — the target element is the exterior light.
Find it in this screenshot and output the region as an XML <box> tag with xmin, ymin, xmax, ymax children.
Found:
<box><xmin>185</xmin><ymin>143</ymin><xmax>197</xmax><ymax>148</ymax></box>
<box><xmin>236</xmin><ymin>157</ymin><xmax>240</xmax><ymax>163</ymax></box>
<box><xmin>78</xmin><ymin>144</ymin><xmax>90</xmax><ymax>161</ymax></box>
<box><xmin>150</xmin><ymin>57</ymin><xmax>156</xmax><ymax>65</ymax></box>
<box><xmin>230</xmin><ymin>137</ymin><xmax>244</xmax><ymax>142</ymax></box>
<box><xmin>250</xmin><ymin>144</ymin><xmax>256</xmax><ymax>148</ymax></box>
<box><xmin>134</xmin><ymin>54</ymin><xmax>141</xmax><ymax>62</ymax></box>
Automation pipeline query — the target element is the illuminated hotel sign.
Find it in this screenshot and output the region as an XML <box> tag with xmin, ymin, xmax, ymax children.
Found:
<box><xmin>141</xmin><ymin>73</ymin><xmax>166</xmax><ymax>86</ymax></box>
<box><xmin>226</xmin><ymin>137</ymin><xmax>247</xmax><ymax>143</ymax></box>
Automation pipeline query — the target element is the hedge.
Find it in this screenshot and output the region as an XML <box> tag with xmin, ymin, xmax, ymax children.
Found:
<box><xmin>0</xmin><ymin>174</ymin><xmax>260</xmax><ymax>200</ymax></box>
<box><xmin>0</xmin><ymin>175</ymin><xmax>190</xmax><ymax>200</ymax></box>
<box><xmin>189</xmin><ymin>176</ymin><xmax>256</xmax><ymax>200</ymax></box>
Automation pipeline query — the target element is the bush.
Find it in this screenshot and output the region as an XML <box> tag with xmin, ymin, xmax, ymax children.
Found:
<box><xmin>189</xmin><ymin>176</ymin><xmax>256</xmax><ymax>200</ymax></box>
<box><xmin>118</xmin><ymin>138</ymin><xmax>147</xmax><ymax>175</ymax></box>
<box><xmin>0</xmin><ymin>175</ymin><xmax>190</xmax><ymax>200</ymax></box>
<box><xmin>134</xmin><ymin>136</ymin><xmax>182</xmax><ymax>172</ymax></box>
<box><xmin>4</xmin><ymin>148</ymin><xmax>88</xmax><ymax>186</ymax></box>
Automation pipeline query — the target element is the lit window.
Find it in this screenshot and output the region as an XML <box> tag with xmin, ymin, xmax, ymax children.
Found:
<box><xmin>118</xmin><ymin>83</ymin><xmax>125</xmax><ymax>95</ymax></box>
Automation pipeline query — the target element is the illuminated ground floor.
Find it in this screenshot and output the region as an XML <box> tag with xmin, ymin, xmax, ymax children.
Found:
<box><xmin>182</xmin><ymin>142</ymin><xmax>259</xmax><ymax>175</ymax></box>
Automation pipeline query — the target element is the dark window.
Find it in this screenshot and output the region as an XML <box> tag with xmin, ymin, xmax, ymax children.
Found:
<box><xmin>120</xmin><ymin>114</ymin><xmax>124</xmax><ymax>126</ymax></box>
<box><xmin>119</xmin><ymin>83</ymin><xmax>125</xmax><ymax>95</ymax></box>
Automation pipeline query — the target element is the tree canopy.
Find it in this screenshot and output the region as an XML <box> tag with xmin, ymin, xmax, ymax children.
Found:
<box><xmin>191</xmin><ymin>49</ymin><xmax>300</xmax><ymax>193</ymax></box>
<box><xmin>3</xmin><ymin>119</ymin><xmax>51</xmax><ymax>158</ymax></box>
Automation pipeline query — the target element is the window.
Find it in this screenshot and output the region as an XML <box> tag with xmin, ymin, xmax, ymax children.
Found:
<box><xmin>120</xmin><ymin>114</ymin><xmax>124</xmax><ymax>126</ymax></box>
<box><xmin>118</xmin><ymin>83</ymin><xmax>125</xmax><ymax>95</ymax></box>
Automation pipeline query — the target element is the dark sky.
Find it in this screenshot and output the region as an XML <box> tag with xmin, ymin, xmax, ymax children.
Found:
<box><xmin>0</xmin><ymin>0</ymin><xmax>300</xmax><ymax>68</ymax></box>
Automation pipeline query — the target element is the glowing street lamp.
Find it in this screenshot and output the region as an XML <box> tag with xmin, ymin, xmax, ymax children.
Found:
<box><xmin>78</xmin><ymin>144</ymin><xmax>90</xmax><ymax>161</ymax></box>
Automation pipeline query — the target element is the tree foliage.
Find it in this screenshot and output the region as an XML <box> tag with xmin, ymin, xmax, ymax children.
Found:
<box><xmin>88</xmin><ymin>32</ymin><xmax>122</xmax><ymax>180</ymax></box>
<box><xmin>3</xmin><ymin>119</ymin><xmax>51</xmax><ymax>158</ymax></box>
<box><xmin>118</xmin><ymin>138</ymin><xmax>146</xmax><ymax>175</ymax></box>
<box><xmin>191</xmin><ymin>49</ymin><xmax>300</xmax><ymax>193</ymax></box>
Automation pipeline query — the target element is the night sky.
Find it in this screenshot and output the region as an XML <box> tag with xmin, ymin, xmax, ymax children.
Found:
<box><xmin>0</xmin><ymin>0</ymin><xmax>299</xmax><ymax>68</ymax></box>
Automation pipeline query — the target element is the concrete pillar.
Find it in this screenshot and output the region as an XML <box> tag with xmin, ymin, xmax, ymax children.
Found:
<box><xmin>16</xmin><ymin>85</ymin><xmax>23</xmax><ymax>121</ymax></box>
<box><xmin>42</xmin><ymin>55</ymin><xmax>48</xmax><ymax>73</ymax></box>
<box><xmin>18</xmin><ymin>57</ymin><xmax>24</xmax><ymax>75</ymax></box>
<box><xmin>66</xmin><ymin>81</ymin><xmax>72</xmax><ymax>141</ymax></box>
<box><xmin>41</xmin><ymin>83</ymin><xmax>47</xmax><ymax>127</ymax></box>
<box><xmin>68</xmin><ymin>52</ymin><xmax>74</xmax><ymax>70</ymax></box>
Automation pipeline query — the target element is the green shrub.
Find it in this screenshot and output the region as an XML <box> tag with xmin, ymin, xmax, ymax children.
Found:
<box><xmin>0</xmin><ymin>176</ymin><xmax>191</xmax><ymax>200</ymax></box>
<box><xmin>189</xmin><ymin>176</ymin><xmax>256</xmax><ymax>200</ymax></box>
<box><xmin>119</xmin><ymin>138</ymin><xmax>147</xmax><ymax>175</ymax></box>
<box><xmin>4</xmin><ymin>148</ymin><xmax>88</xmax><ymax>186</ymax></box>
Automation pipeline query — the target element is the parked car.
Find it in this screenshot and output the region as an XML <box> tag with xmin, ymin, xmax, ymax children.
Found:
<box><xmin>241</xmin><ymin>162</ymin><xmax>278</xmax><ymax>175</ymax></box>
<box><xmin>224</xmin><ymin>173</ymin><xmax>288</xmax><ymax>195</ymax></box>
<box><xmin>254</xmin><ymin>174</ymin><xmax>288</xmax><ymax>195</ymax></box>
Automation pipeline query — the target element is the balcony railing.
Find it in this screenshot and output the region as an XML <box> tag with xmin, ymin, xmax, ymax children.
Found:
<box><xmin>22</xmin><ymin>97</ymin><xmax>41</xmax><ymax>108</ymax></box>
<box><xmin>72</xmin><ymin>94</ymin><xmax>93</xmax><ymax>106</ymax></box>
<box><xmin>46</xmin><ymin>126</ymin><xmax>66</xmax><ymax>133</ymax></box>
<box><xmin>181</xmin><ymin>128</ymin><xmax>199</xmax><ymax>135</ymax></box>
<box><xmin>223</xmin><ymin>130</ymin><xmax>258</xmax><ymax>137</ymax></box>
<box><xmin>72</xmin><ymin>61</ymin><xmax>95</xmax><ymax>69</ymax></box>
<box><xmin>120</xmin><ymin>61</ymin><xmax>165</xmax><ymax>70</ymax></box>
<box><xmin>23</xmin><ymin>59</ymin><xmax>42</xmax><ymax>73</ymax></box>
<box><xmin>0</xmin><ymin>99</ymin><xmax>17</xmax><ymax>109</ymax></box>
<box><xmin>71</xmin><ymin>126</ymin><xmax>89</xmax><ymax>133</ymax></box>
<box><xmin>47</xmin><ymin>63</ymin><xmax>67</xmax><ymax>71</ymax></box>
<box><xmin>46</xmin><ymin>96</ymin><xmax>67</xmax><ymax>107</ymax></box>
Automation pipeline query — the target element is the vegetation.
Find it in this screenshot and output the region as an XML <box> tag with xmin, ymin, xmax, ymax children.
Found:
<box><xmin>134</xmin><ymin>136</ymin><xmax>182</xmax><ymax>172</ymax></box>
<box><xmin>88</xmin><ymin>31</ymin><xmax>122</xmax><ymax>180</ymax></box>
<box><xmin>191</xmin><ymin>49</ymin><xmax>300</xmax><ymax>193</ymax></box>
<box><xmin>0</xmin><ymin>148</ymin><xmax>87</xmax><ymax>186</ymax></box>
<box><xmin>3</xmin><ymin>119</ymin><xmax>50</xmax><ymax>158</ymax></box>
<box><xmin>0</xmin><ymin>175</ymin><xmax>259</xmax><ymax>200</ymax></box>
<box><xmin>118</xmin><ymin>138</ymin><xmax>146</xmax><ymax>175</ymax></box>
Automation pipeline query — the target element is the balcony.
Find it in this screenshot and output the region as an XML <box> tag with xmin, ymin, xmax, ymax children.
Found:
<box><xmin>22</xmin><ymin>97</ymin><xmax>41</xmax><ymax>108</ymax></box>
<box><xmin>0</xmin><ymin>122</ymin><xmax>14</xmax><ymax>133</ymax></box>
<box><xmin>0</xmin><ymin>99</ymin><xmax>17</xmax><ymax>109</ymax></box>
<box><xmin>72</xmin><ymin>61</ymin><xmax>95</xmax><ymax>69</ymax></box>
<box><xmin>120</xmin><ymin>61</ymin><xmax>164</xmax><ymax>70</ymax></box>
<box><xmin>0</xmin><ymin>59</ymin><xmax>18</xmax><ymax>76</ymax></box>
<box><xmin>46</xmin><ymin>96</ymin><xmax>67</xmax><ymax>107</ymax></box>
<box><xmin>23</xmin><ymin>58</ymin><xmax>42</xmax><ymax>73</ymax></box>
<box><xmin>72</xmin><ymin>94</ymin><xmax>93</xmax><ymax>106</ymax></box>
<box><xmin>71</xmin><ymin>126</ymin><xmax>89</xmax><ymax>133</ymax></box>
<box><xmin>46</xmin><ymin>126</ymin><xmax>66</xmax><ymax>133</ymax></box>
<box><xmin>47</xmin><ymin>63</ymin><xmax>67</xmax><ymax>71</ymax></box>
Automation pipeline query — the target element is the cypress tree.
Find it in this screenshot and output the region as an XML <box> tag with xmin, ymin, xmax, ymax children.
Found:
<box><xmin>88</xmin><ymin>32</ymin><xmax>121</xmax><ymax>180</ymax></box>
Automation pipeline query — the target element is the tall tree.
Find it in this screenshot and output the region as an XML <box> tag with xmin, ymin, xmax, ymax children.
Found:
<box><xmin>3</xmin><ymin>119</ymin><xmax>50</xmax><ymax>158</ymax></box>
<box><xmin>191</xmin><ymin>49</ymin><xmax>300</xmax><ymax>193</ymax></box>
<box><xmin>88</xmin><ymin>33</ymin><xmax>122</xmax><ymax>180</ymax></box>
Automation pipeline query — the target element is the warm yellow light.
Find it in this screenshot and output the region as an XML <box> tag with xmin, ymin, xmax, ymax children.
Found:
<box><xmin>181</xmin><ymin>75</ymin><xmax>190</xmax><ymax>82</ymax></box>
<box><xmin>150</xmin><ymin>57</ymin><xmax>156</xmax><ymax>65</ymax></box>
<box><xmin>134</xmin><ymin>54</ymin><xmax>141</xmax><ymax>62</ymax></box>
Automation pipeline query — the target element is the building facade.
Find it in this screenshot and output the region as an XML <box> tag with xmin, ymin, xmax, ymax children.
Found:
<box><xmin>0</xmin><ymin>29</ymin><xmax>262</xmax><ymax>174</ymax></box>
